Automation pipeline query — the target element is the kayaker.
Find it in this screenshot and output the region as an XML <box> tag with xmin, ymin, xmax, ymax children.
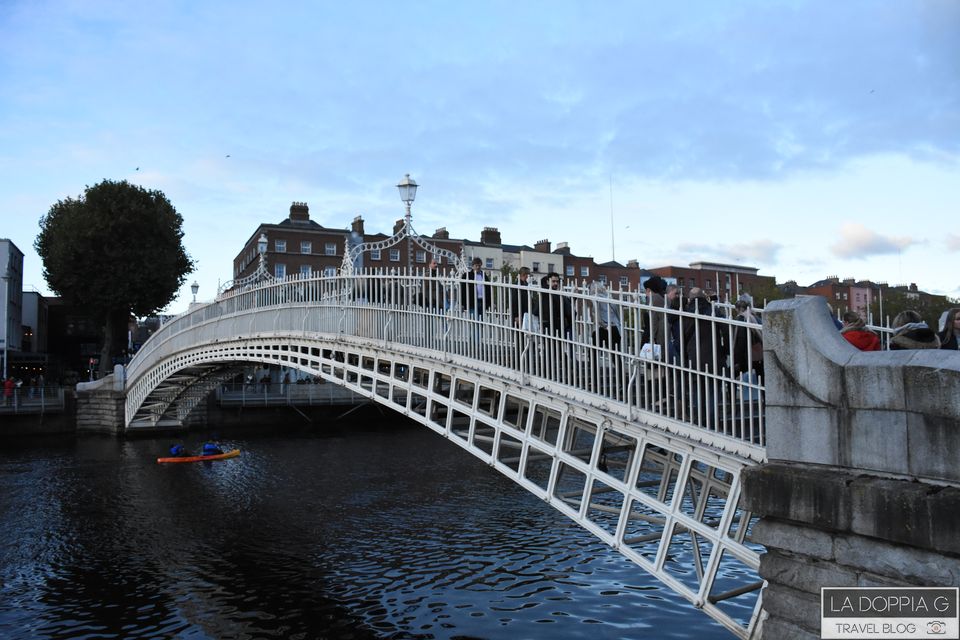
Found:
<box><xmin>201</xmin><ymin>441</ymin><xmax>224</xmax><ymax>456</ymax></box>
<box><xmin>169</xmin><ymin>444</ymin><xmax>189</xmax><ymax>457</ymax></box>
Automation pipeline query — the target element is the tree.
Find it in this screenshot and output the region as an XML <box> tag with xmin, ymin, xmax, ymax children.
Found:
<box><xmin>36</xmin><ymin>180</ymin><xmax>195</xmax><ymax>375</ymax></box>
<box><xmin>867</xmin><ymin>288</ymin><xmax>947</xmax><ymax>331</ymax></box>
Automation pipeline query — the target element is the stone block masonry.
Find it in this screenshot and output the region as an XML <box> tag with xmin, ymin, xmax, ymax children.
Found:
<box><xmin>741</xmin><ymin>297</ymin><xmax>960</xmax><ymax>639</ymax></box>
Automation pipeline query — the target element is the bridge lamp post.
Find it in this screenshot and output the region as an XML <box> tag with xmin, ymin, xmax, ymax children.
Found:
<box><xmin>257</xmin><ymin>232</ymin><xmax>269</xmax><ymax>276</ymax></box>
<box><xmin>190</xmin><ymin>280</ymin><xmax>199</xmax><ymax>303</ymax></box>
<box><xmin>397</xmin><ymin>174</ymin><xmax>417</xmax><ymax>274</ymax></box>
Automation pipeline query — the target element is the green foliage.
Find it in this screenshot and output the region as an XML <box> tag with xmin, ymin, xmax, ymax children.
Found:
<box><xmin>36</xmin><ymin>179</ymin><xmax>194</xmax><ymax>316</ymax></box>
<box><xmin>745</xmin><ymin>279</ymin><xmax>789</xmax><ymax>308</ymax></box>
<box><xmin>868</xmin><ymin>288</ymin><xmax>947</xmax><ymax>330</ymax></box>
<box><xmin>35</xmin><ymin>180</ymin><xmax>194</xmax><ymax>372</ymax></box>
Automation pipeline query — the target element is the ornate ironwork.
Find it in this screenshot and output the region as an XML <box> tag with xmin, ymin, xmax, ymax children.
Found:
<box><xmin>340</xmin><ymin>175</ymin><xmax>469</xmax><ymax>277</ymax></box>
<box><xmin>218</xmin><ymin>234</ymin><xmax>275</xmax><ymax>295</ymax></box>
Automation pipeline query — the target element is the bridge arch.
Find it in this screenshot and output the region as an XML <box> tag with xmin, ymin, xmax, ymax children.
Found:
<box><xmin>123</xmin><ymin>272</ymin><xmax>770</xmax><ymax>637</ymax></box>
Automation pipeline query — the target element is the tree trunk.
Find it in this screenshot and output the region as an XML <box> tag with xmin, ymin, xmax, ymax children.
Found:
<box><xmin>99</xmin><ymin>312</ymin><xmax>114</xmax><ymax>378</ymax></box>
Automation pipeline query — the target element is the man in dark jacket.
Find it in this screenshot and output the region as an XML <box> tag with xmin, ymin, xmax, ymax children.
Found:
<box><xmin>460</xmin><ymin>258</ymin><xmax>491</xmax><ymax>317</ymax></box>
<box><xmin>540</xmin><ymin>272</ymin><xmax>572</xmax><ymax>337</ymax></box>
<box><xmin>510</xmin><ymin>267</ymin><xmax>534</xmax><ymax>327</ymax></box>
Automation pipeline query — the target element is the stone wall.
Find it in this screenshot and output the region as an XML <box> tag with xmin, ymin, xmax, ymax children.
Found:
<box><xmin>75</xmin><ymin>366</ymin><xmax>126</xmax><ymax>435</ymax></box>
<box><xmin>741</xmin><ymin>296</ymin><xmax>960</xmax><ymax>639</ymax></box>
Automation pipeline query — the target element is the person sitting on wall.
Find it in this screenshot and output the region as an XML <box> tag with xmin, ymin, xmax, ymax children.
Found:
<box><xmin>168</xmin><ymin>443</ymin><xmax>190</xmax><ymax>457</ymax></box>
<box><xmin>839</xmin><ymin>311</ymin><xmax>881</xmax><ymax>351</ymax></box>
<box><xmin>201</xmin><ymin>441</ymin><xmax>224</xmax><ymax>456</ymax></box>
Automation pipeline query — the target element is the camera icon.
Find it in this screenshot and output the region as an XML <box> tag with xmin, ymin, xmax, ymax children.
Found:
<box><xmin>927</xmin><ymin>620</ymin><xmax>946</xmax><ymax>634</ymax></box>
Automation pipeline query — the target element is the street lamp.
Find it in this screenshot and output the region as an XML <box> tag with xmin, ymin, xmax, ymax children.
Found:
<box><xmin>397</xmin><ymin>174</ymin><xmax>418</xmax><ymax>274</ymax></box>
<box><xmin>191</xmin><ymin>280</ymin><xmax>199</xmax><ymax>303</ymax></box>
<box><xmin>257</xmin><ymin>232</ymin><xmax>269</xmax><ymax>275</ymax></box>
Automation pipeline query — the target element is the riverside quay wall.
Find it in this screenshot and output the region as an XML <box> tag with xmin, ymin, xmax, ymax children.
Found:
<box><xmin>741</xmin><ymin>297</ymin><xmax>960</xmax><ymax>640</ymax></box>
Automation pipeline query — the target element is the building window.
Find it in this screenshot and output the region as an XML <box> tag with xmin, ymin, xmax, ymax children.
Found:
<box><xmin>323</xmin><ymin>266</ymin><xmax>336</xmax><ymax>277</ymax></box>
<box><xmin>389</xmin><ymin>249</ymin><xmax>400</xmax><ymax>262</ymax></box>
<box><xmin>842</xmin><ymin>292</ymin><xmax>848</xmax><ymax>300</ymax></box>
<box><xmin>300</xmin><ymin>265</ymin><xmax>312</xmax><ymax>277</ymax></box>
<box><xmin>580</xmin><ymin>266</ymin><xmax>589</xmax><ymax>277</ymax></box>
<box><xmin>835</xmin><ymin>292</ymin><xmax>841</xmax><ymax>300</ymax></box>
<box><xmin>689</xmin><ymin>278</ymin><xmax>695</xmax><ymax>288</ymax></box>
<box><xmin>705</xmin><ymin>279</ymin><xmax>712</xmax><ymax>290</ymax></box>
<box><xmin>275</xmin><ymin>240</ymin><xmax>286</xmax><ymax>253</ymax></box>
<box><xmin>565</xmin><ymin>265</ymin><xmax>574</xmax><ymax>277</ymax></box>
<box><xmin>275</xmin><ymin>263</ymin><xmax>286</xmax><ymax>279</ymax></box>
<box><xmin>416</xmin><ymin>250</ymin><xmax>426</xmax><ymax>263</ymax></box>
<box><xmin>301</xmin><ymin>241</ymin><xmax>312</xmax><ymax>254</ymax></box>
<box><xmin>620</xmin><ymin>276</ymin><xmax>628</xmax><ymax>288</ymax></box>
<box><xmin>325</xmin><ymin>242</ymin><xmax>336</xmax><ymax>256</ymax></box>
<box><xmin>370</xmin><ymin>249</ymin><xmax>381</xmax><ymax>260</ymax></box>
<box><xmin>548</xmin><ymin>263</ymin><xmax>555</xmax><ymax>273</ymax></box>
<box><xmin>598</xmin><ymin>275</ymin><xmax>607</xmax><ymax>284</ymax></box>
<box><xmin>532</xmin><ymin>261</ymin><xmax>540</xmax><ymax>272</ymax></box>
<box><xmin>485</xmin><ymin>257</ymin><xmax>494</xmax><ymax>269</ymax></box>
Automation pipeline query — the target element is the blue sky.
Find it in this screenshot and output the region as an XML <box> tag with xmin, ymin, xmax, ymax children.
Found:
<box><xmin>1</xmin><ymin>0</ymin><xmax>958</xmax><ymax>312</ymax></box>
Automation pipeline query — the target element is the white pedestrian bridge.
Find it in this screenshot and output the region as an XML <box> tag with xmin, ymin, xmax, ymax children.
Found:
<box><xmin>124</xmin><ymin>271</ymin><xmax>771</xmax><ymax>637</ymax></box>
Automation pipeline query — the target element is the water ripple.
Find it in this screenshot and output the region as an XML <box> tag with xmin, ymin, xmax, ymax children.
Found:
<box><xmin>0</xmin><ymin>427</ymin><xmax>734</xmax><ymax>639</ymax></box>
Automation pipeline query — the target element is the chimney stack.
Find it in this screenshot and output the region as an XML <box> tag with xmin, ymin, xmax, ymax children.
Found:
<box><xmin>351</xmin><ymin>216</ymin><xmax>364</xmax><ymax>235</ymax></box>
<box><xmin>433</xmin><ymin>227</ymin><xmax>449</xmax><ymax>240</ymax></box>
<box><xmin>480</xmin><ymin>227</ymin><xmax>502</xmax><ymax>246</ymax></box>
<box><xmin>289</xmin><ymin>201</ymin><xmax>309</xmax><ymax>222</ymax></box>
<box><xmin>534</xmin><ymin>239</ymin><xmax>551</xmax><ymax>253</ymax></box>
<box><xmin>393</xmin><ymin>219</ymin><xmax>404</xmax><ymax>234</ymax></box>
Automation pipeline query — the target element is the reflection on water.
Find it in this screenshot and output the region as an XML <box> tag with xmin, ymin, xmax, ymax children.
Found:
<box><xmin>0</xmin><ymin>424</ymin><xmax>733</xmax><ymax>639</ymax></box>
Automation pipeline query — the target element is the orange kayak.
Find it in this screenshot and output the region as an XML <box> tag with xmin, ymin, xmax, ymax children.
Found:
<box><xmin>157</xmin><ymin>449</ymin><xmax>241</xmax><ymax>464</ymax></box>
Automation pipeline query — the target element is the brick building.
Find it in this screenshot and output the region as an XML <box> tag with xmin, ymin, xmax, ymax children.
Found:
<box><xmin>649</xmin><ymin>261</ymin><xmax>775</xmax><ymax>300</ymax></box>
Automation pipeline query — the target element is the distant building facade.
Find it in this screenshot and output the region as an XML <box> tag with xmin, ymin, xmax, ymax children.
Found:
<box><xmin>1</xmin><ymin>239</ymin><xmax>24</xmax><ymax>375</ymax></box>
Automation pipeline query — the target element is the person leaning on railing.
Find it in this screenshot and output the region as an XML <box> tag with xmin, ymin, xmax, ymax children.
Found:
<box><xmin>839</xmin><ymin>310</ymin><xmax>881</xmax><ymax>351</ymax></box>
<box><xmin>510</xmin><ymin>267</ymin><xmax>536</xmax><ymax>328</ymax></box>
<box><xmin>642</xmin><ymin>276</ymin><xmax>670</xmax><ymax>361</ymax></box>
<box><xmin>540</xmin><ymin>272</ymin><xmax>572</xmax><ymax>337</ymax></box>
<box><xmin>938</xmin><ymin>307</ymin><xmax>960</xmax><ymax>350</ymax></box>
<box><xmin>589</xmin><ymin>281</ymin><xmax>621</xmax><ymax>350</ymax></box>
<box><xmin>683</xmin><ymin>290</ymin><xmax>726</xmax><ymax>372</ymax></box>
<box><xmin>889</xmin><ymin>310</ymin><xmax>941</xmax><ymax>350</ymax></box>
<box><xmin>732</xmin><ymin>297</ymin><xmax>764</xmax><ymax>379</ymax></box>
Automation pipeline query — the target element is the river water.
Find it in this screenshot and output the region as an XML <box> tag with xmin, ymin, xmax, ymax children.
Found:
<box><xmin>0</xmin><ymin>421</ymin><xmax>735</xmax><ymax>639</ymax></box>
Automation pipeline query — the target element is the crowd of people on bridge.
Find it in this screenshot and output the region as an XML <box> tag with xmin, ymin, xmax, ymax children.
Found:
<box><xmin>349</xmin><ymin>264</ymin><xmax>960</xmax><ymax>375</ymax></box>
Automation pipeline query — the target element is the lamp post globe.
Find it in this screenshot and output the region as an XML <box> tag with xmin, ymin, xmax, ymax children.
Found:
<box><xmin>397</xmin><ymin>174</ymin><xmax>418</xmax><ymax>275</ymax></box>
<box><xmin>190</xmin><ymin>280</ymin><xmax>199</xmax><ymax>303</ymax></box>
<box><xmin>397</xmin><ymin>174</ymin><xmax>417</xmax><ymax>208</ymax></box>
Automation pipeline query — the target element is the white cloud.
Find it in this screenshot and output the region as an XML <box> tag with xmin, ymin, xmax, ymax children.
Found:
<box><xmin>946</xmin><ymin>234</ymin><xmax>960</xmax><ymax>252</ymax></box>
<box><xmin>829</xmin><ymin>223</ymin><xmax>917</xmax><ymax>259</ymax></box>
<box><xmin>676</xmin><ymin>239</ymin><xmax>783</xmax><ymax>266</ymax></box>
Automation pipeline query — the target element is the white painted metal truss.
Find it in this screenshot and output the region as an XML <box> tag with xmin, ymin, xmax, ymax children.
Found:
<box><xmin>124</xmin><ymin>271</ymin><xmax>770</xmax><ymax>637</ymax></box>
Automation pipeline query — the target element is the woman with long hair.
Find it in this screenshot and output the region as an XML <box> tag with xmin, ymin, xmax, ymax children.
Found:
<box><xmin>939</xmin><ymin>307</ymin><xmax>960</xmax><ymax>350</ymax></box>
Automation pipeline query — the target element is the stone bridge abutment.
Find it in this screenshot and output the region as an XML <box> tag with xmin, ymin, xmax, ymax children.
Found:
<box><xmin>741</xmin><ymin>297</ymin><xmax>960</xmax><ymax>639</ymax></box>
